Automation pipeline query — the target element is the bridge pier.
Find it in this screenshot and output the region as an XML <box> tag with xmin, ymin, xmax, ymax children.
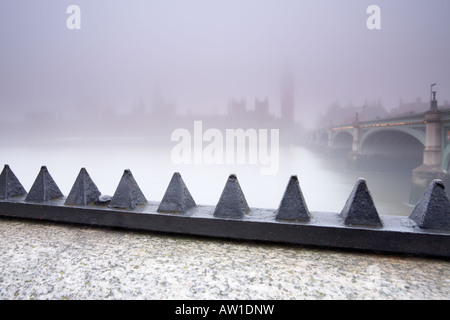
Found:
<box><xmin>346</xmin><ymin>114</ymin><xmax>363</xmax><ymax>170</ymax></box>
<box><xmin>410</xmin><ymin>92</ymin><xmax>450</xmax><ymax>204</ymax></box>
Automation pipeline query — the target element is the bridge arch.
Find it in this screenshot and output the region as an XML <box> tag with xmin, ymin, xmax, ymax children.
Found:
<box><xmin>360</xmin><ymin>127</ymin><xmax>425</xmax><ymax>151</ymax></box>
<box><xmin>358</xmin><ymin>127</ymin><xmax>425</xmax><ymax>171</ymax></box>
<box><xmin>329</xmin><ymin>130</ymin><xmax>353</xmax><ymax>157</ymax></box>
<box><xmin>332</xmin><ymin>131</ymin><xmax>353</xmax><ymax>147</ymax></box>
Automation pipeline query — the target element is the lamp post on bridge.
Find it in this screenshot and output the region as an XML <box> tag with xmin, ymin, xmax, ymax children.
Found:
<box><xmin>410</xmin><ymin>84</ymin><xmax>450</xmax><ymax>204</ymax></box>
<box><xmin>430</xmin><ymin>83</ymin><xmax>437</xmax><ymax>110</ymax></box>
<box><xmin>423</xmin><ymin>86</ymin><xmax>442</xmax><ymax>167</ymax></box>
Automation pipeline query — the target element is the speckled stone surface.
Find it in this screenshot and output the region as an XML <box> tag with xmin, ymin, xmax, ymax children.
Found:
<box><xmin>0</xmin><ymin>217</ymin><xmax>448</xmax><ymax>300</ymax></box>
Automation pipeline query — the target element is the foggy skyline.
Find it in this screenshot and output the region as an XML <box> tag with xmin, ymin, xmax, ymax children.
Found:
<box><xmin>1</xmin><ymin>0</ymin><xmax>450</xmax><ymax>128</ymax></box>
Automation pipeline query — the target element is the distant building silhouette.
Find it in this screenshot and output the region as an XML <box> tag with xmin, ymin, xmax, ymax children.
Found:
<box><xmin>8</xmin><ymin>67</ymin><xmax>307</xmax><ymax>144</ymax></box>
<box><xmin>225</xmin><ymin>97</ymin><xmax>277</xmax><ymax>129</ymax></box>
<box><xmin>318</xmin><ymin>100</ymin><xmax>388</xmax><ymax>127</ymax></box>
<box><xmin>228</xmin><ymin>98</ymin><xmax>247</xmax><ymax>117</ymax></box>
<box><xmin>390</xmin><ymin>98</ymin><xmax>430</xmax><ymax>116</ymax></box>
<box><xmin>255</xmin><ymin>98</ymin><xmax>269</xmax><ymax>119</ymax></box>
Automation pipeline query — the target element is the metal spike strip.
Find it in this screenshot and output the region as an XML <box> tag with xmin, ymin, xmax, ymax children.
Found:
<box><xmin>25</xmin><ymin>166</ymin><xmax>63</xmax><ymax>202</ymax></box>
<box><xmin>157</xmin><ymin>172</ymin><xmax>196</xmax><ymax>214</ymax></box>
<box><xmin>109</xmin><ymin>169</ymin><xmax>147</xmax><ymax>210</ymax></box>
<box><xmin>409</xmin><ymin>179</ymin><xmax>450</xmax><ymax>231</ymax></box>
<box><xmin>213</xmin><ymin>174</ymin><xmax>249</xmax><ymax>219</ymax></box>
<box><xmin>339</xmin><ymin>178</ymin><xmax>383</xmax><ymax>228</ymax></box>
<box><xmin>0</xmin><ymin>164</ymin><xmax>449</xmax><ymax>257</ymax></box>
<box><xmin>65</xmin><ymin>168</ymin><xmax>101</xmax><ymax>206</ymax></box>
<box><xmin>0</xmin><ymin>164</ymin><xmax>27</xmax><ymax>200</ymax></box>
<box><xmin>275</xmin><ymin>175</ymin><xmax>311</xmax><ymax>222</ymax></box>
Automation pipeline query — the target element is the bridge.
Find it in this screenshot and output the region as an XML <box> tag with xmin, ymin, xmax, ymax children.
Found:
<box><xmin>308</xmin><ymin>93</ymin><xmax>450</xmax><ymax>204</ymax></box>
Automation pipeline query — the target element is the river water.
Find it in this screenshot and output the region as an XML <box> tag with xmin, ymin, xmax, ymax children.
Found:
<box><xmin>1</xmin><ymin>139</ymin><xmax>414</xmax><ymax>216</ymax></box>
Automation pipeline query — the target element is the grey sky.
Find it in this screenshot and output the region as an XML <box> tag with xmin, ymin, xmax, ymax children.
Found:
<box><xmin>1</xmin><ymin>0</ymin><xmax>449</xmax><ymax>126</ymax></box>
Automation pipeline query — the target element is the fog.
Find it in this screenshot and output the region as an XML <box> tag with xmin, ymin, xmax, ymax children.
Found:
<box><xmin>1</xmin><ymin>1</ymin><xmax>450</xmax><ymax>214</ymax></box>
<box><xmin>1</xmin><ymin>0</ymin><xmax>449</xmax><ymax>126</ymax></box>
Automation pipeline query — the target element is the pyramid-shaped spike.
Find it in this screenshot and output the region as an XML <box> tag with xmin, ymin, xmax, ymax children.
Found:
<box><xmin>409</xmin><ymin>179</ymin><xmax>450</xmax><ymax>231</ymax></box>
<box><xmin>109</xmin><ymin>169</ymin><xmax>147</xmax><ymax>210</ymax></box>
<box><xmin>0</xmin><ymin>165</ymin><xmax>27</xmax><ymax>200</ymax></box>
<box><xmin>157</xmin><ymin>172</ymin><xmax>196</xmax><ymax>214</ymax></box>
<box><xmin>65</xmin><ymin>168</ymin><xmax>101</xmax><ymax>206</ymax></box>
<box><xmin>340</xmin><ymin>178</ymin><xmax>382</xmax><ymax>227</ymax></box>
<box><xmin>25</xmin><ymin>166</ymin><xmax>63</xmax><ymax>202</ymax></box>
<box><xmin>213</xmin><ymin>174</ymin><xmax>250</xmax><ymax>219</ymax></box>
<box><xmin>275</xmin><ymin>175</ymin><xmax>311</xmax><ymax>222</ymax></box>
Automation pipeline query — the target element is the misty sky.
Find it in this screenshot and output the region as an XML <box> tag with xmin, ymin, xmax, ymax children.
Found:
<box><xmin>1</xmin><ymin>0</ymin><xmax>449</xmax><ymax>126</ymax></box>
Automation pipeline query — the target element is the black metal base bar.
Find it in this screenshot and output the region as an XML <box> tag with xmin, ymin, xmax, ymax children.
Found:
<box><xmin>0</xmin><ymin>197</ymin><xmax>449</xmax><ymax>258</ymax></box>
<box><xmin>1</xmin><ymin>165</ymin><xmax>449</xmax><ymax>258</ymax></box>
